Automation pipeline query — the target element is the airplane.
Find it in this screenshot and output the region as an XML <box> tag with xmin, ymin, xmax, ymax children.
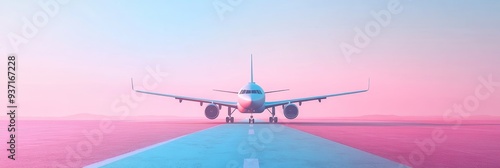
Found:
<box><xmin>131</xmin><ymin>55</ymin><xmax>370</xmax><ymax>123</ymax></box>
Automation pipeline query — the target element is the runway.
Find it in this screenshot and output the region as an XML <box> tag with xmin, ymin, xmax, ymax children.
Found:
<box><xmin>2</xmin><ymin>118</ymin><xmax>498</xmax><ymax>167</ymax></box>
<box><xmin>85</xmin><ymin>122</ymin><xmax>405</xmax><ymax>168</ymax></box>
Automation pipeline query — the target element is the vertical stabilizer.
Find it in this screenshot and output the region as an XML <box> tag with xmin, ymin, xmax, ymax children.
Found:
<box><xmin>250</xmin><ymin>54</ymin><xmax>254</xmax><ymax>83</ymax></box>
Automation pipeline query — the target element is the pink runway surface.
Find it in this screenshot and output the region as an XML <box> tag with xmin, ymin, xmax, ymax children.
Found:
<box><xmin>284</xmin><ymin>119</ymin><xmax>500</xmax><ymax>168</ymax></box>
<box><xmin>0</xmin><ymin>120</ymin><xmax>218</xmax><ymax>168</ymax></box>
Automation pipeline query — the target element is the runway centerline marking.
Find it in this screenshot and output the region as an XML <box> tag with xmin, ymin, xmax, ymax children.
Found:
<box><xmin>248</xmin><ymin>129</ymin><xmax>254</xmax><ymax>135</ymax></box>
<box><xmin>243</xmin><ymin>158</ymin><xmax>260</xmax><ymax>168</ymax></box>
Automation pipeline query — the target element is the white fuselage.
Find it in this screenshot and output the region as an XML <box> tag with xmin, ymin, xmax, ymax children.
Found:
<box><xmin>237</xmin><ymin>82</ymin><xmax>266</xmax><ymax>113</ymax></box>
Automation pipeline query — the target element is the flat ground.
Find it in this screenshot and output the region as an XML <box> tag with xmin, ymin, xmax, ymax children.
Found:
<box><xmin>1</xmin><ymin>118</ymin><xmax>498</xmax><ymax>168</ymax></box>
<box><xmin>283</xmin><ymin>119</ymin><xmax>500</xmax><ymax>168</ymax></box>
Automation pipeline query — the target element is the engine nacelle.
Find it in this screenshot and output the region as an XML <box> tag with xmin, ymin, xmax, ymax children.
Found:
<box><xmin>204</xmin><ymin>104</ymin><xmax>220</xmax><ymax>120</ymax></box>
<box><xmin>283</xmin><ymin>104</ymin><xmax>299</xmax><ymax>119</ymax></box>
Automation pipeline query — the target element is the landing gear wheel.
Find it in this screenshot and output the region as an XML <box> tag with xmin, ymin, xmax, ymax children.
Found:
<box><xmin>273</xmin><ymin>117</ymin><xmax>278</xmax><ymax>123</ymax></box>
<box><xmin>269</xmin><ymin>117</ymin><xmax>273</xmax><ymax>123</ymax></box>
<box><xmin>226</xmin><ymin>116</ymin><xmax>234</xmax><ymax>124</ymax></box>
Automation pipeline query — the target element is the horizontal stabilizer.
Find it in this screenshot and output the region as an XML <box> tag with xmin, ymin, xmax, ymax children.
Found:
<box><xmin>265</xmin><ymin>89</ymin><xmax>290</xmax><ymax>94</ymax></box>
<box><xmin>213</xmin><ymin>89</ymin><xmax>239</xmax><ymax>94</ymax></box>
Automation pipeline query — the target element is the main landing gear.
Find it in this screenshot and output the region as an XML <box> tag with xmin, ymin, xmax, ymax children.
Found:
<box><xmin>226</xmin><ymin>116</ymin><xmax>234</xmax><ymax>123</ymax></box>
<box><xmin>226</xmin><ymin>107</ymin><xmax>236</xmax><ymax>123</ymax></box>
<box><xmin>267</xmin><ymin>107</ymin><xmax>278</xmax><ymax>123</ymax></box>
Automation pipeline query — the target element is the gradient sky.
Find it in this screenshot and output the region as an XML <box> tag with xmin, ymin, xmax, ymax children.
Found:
<box><xmin>0</xmin><ymin>0</ymin><xmax>499</xmax><ymax>118</ymax></box>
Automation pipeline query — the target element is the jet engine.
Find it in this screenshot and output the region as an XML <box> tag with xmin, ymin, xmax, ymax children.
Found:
<box><xmin>283</xmin><ymin>104</ymin><xmax>299</xmax><ymax>119</ymax></box>
<box><xmin>205</xmin><ymin>104</ymin><xmax>219</xmax><ymax>119</ymax></box>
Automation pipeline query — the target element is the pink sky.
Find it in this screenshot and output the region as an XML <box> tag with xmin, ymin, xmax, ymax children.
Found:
<box><xmin>0</xmin><ymin>1</ymin><xmax>499</xmax><ymax>119</ymax></box>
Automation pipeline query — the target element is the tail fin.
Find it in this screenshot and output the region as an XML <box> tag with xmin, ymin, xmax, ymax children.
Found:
<box><xmin>250</xmin><ymin>54</ymin><xmax>254</xmax><ymax>83</ymax></box>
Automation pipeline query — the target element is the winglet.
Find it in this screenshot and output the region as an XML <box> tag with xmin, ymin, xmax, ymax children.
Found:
<box><xmin>131</xmin><ymin>78</ymin><xmax>135</xmax><ymax>90</ymax></box>
<box><xmin>250</xmin><ymin>54</ymin><xmax>254</xmax><ymax>83</ymax></box>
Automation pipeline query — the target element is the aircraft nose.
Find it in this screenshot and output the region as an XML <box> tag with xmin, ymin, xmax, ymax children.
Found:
<box><xmin>239</xmin><ymin>95</ymin><xmax>252</xmax><ymax>107</ymax></box>
<box><xmin>239</xmin><ymin>94</ymin><xmax>263</xmax><ymax>109</ymax></box>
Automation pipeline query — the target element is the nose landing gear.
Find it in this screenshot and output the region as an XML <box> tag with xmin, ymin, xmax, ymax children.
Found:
<box><xmin>249</xmin><ymin>115</ymin><xmax>255</xmax><ymax>124</ymax></box>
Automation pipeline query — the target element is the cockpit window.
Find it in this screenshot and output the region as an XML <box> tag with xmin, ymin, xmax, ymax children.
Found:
<box><xmin>239</xmin><ymin>90</ymin><xmax>262</xmax><ymax>94</ymax></box>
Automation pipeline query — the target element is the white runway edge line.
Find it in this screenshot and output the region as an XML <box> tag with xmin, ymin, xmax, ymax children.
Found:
<box><xmin>83</xmin><ymin>124</ymin><xmax>224</xmax><ymax>168</ymax></box>
<box><xmin>243</xmin><ymin>159</ymin><xmax>260</xmax><ymax>168</ymax></box>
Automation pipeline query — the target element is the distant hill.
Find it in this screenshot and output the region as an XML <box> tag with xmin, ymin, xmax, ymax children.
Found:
<box><xmin>5</xmin><ymin>113</ymin><xmax>500</xmax><ymax>121</ymax></box>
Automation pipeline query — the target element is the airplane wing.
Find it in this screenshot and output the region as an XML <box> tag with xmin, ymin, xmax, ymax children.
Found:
<box><xmin>264</xmin><ymin>79</ymin><xmax>370</xmax><ymax>108</ymax></box>
<box><xmin>131</xmin><ymin>79</ymin><xmax>237</xmax><ymax>108</ymax></box>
